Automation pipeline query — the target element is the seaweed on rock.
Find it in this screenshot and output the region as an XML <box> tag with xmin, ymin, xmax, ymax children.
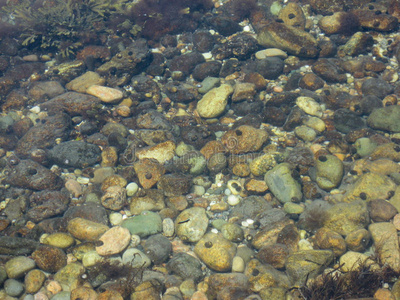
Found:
<box><xmin>3</xmin><ymin>0</ymin><xmax>125</xmax><ymax>57</ymax></box>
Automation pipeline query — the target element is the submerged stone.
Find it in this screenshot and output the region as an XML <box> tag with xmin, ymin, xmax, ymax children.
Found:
<box><xmin>121</xmin><ymin>211</ymin><xmax>162</xmax><ymax>238</ymax></box>
<box><xmin>265</xmin><ymin>163</ymin><xmax>302</xmax><ymax>203</ymax></box>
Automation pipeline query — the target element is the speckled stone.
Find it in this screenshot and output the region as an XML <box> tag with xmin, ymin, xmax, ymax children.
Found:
<box><xmin>135</xmin><ymin>140</ymin><xmax>176</xmax><ymax>164</ymax></box>
<box><xmin>133</xmin><ymin>158</ymin><xmax>166</xmax><ymax>189</ymax></box>
<box><xmin>67</xmin><ymin>217</ymin><xmax>109</xmax><ymax>241</ymax></box>
<box><xmin>101</xmin><ymin>185</ymin><xmax>127</xmax><ymax>211</ymax></box>
<box><xmin>221</xmin><ymin>125</ymin><xmax>269</xmax><ymax>154</ymax></box>
<box><xmin>5</xmin><ymin>256</ymin><xmax>36</xmax><ymax>279</ymax></box>
<box><xmin>122</xmin><ymin>248</ymin><xmax>151</xmax><ymax>268</ymax></box>
<box><xmin>32</xmin><ymin>245</ymin><xmax>67</xmax><ymax>273</ymax></box>
<box><xmin>196</xmin><ymin>84</ymin><xmax>233</xmax><ymax>118</ymax></box>
<box><xmin>194</xmin><ymin>232</ymin><xmax>236</xmax><ymax>272</ymax></box>
<box><xmin>313</xmin><ymin>227</ymin><xmax>346</xmax><ymax>256</ymax></box>
<box><xmin>71</xmin><ymin>286</ymin><xmax>98</xmax><ymax>300</ymax></box>
<box><xmin>339</xmin><ymin>251</ymin><xmax>378</xmax><ymax>272</ymax></box>
<box><xmin>42</xmin><ymin>233</ymin><xmax>75</xmax><ymax>249</ymax></box>
<box><xmin>175</xmin><ymin>207</ymin><xmax>209</xmax><ymax>243</ymax></box>
<box><xmin>25</xmin><ymin>269</ymin><xmax>46</xmax><ymax>294</ymax></box>
<box><xmin>96</xmin><ymin>226</ymin><xmax>131</xmax><ymax>256</ymax></box>
<box><xmin>54</xmin><ymin>262</ymin><xmax>85</xmax><ymax>288</ymax></box>
<box><xmin>324</xmin><ymin>200</ymin><xmax>370</xmax><ymax>236</ymax></box>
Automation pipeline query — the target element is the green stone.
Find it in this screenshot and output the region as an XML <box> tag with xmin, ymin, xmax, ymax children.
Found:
<box><xmin>121</xmin><ymin>211</ymin><xmax>162</xmax><ymax>238</ymax></box>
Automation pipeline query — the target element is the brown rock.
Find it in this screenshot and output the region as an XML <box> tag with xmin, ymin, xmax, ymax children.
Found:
<box><xmin>232</xmin><ymin>163</ymin><xmax>251</xmax><ymax>177</ymax></box>
<box><xmin>130</xmin><ymin>189</ymin><xmax>165</xmax><ymax>214</ymax></box>
<box><xmin>101</xmin><ymin>186</ymin><xmax>127</xmax><ymax>211</ymax></box>
<box><xmin>368</xmin><ymin>199</ymin><xmax>398</xmax><ymax>222</ymax></box>
<box><xmin>194</xmin><ymin>233</ymin><xmax>236</xmax><ymax>272</ymax></box>
<box><xmin>32</xmin><ymin>245</ymin><xmax>67</xmax><ymax>273</ymax></box>
<box><xmin>98</xmin><ymin>290</ymin><xmax>124</xmax><ymax>300</ymax></box>
<box><xmin>353</xmin><ymin>9</ymin><xmax>398</xmax><ymax>32</ymax></box>
<box><xmin>101</xmin><ymin>146</ymin><xmax>118</xmax><ymax>167</ymax></box>
<box><xmin>71</xmin><ymin>286</ymin><xmax>98</xmax><ymax>300</ymax></box>
<box><xmin>66</xmin><ymin>71</ymin><xmax>106</xmax><ymax>93</ymax></box>
<box><xmin>298</xmin><ymin>73</ymin><xmax>325</xmax><ymax>91</ymax></box>
<box><xmin>232</xmin><ymin>82</ymin><xmax>256</xmax><ymax>102</ymax></box>
<box><xmin>369</xmin><ymin>222</ymin><xmax>400</xmax><ymax>272</ymax></box>
<box><xmin>318</xmin><ymin>12</ymin><xmax>359</xmax><ymax>35</ymax></box>
<box><xmin>200</xmin><ymin>140</ymin><xmax>226</xmax><ymax>160</ymax></box>
<box><xmin>207</xmin><ymin>273</ymin><xmax>249</xmax><ymax>300</ymax></box>
<box><xmin>257</xmin><ymin>244</ymin><xmax>289</xmax><ymax>269</ymax></box>
<box><xmin>244</xmin><ymin>179</ymin><xmax>268</xmax><ymax>194</ymax></box>
<box><xmin>278</xmin><ymin>2</ymin><xmax>306</xmax><ymax>29</ymax></box>
<box><xmin>101</xmin><ymin>175</ymin><xmax>127</xmax><ymax>192</ymax></box>
<box><xmin>221</xmin><ymin>125</ymin><xmax>268</xmax><ymax>154</ymax></box>
<box><xmin>134</xmin><ymin>158</ymin><xmax>165</xmax><ymax>189</ymax></box>
<box><xmin>130</xmin><ymin>281</ymin><xmax>162</xmax><ymax>300</ymax></box>
<box><xmin>313</xmin><ymin>227</ymin><xmax>346</xmax><ymax>256</ymax></box>
<box><xmin>25</xmin><ymin>269</ymin><xmax>46</xmax><ymax>293</ymax></box>
<box><xmin>345</xmin><ymin>228</ymin><xmax>371</xmax><ymax>252</ymax></box>
<box><xmin>158</xmin><ymin>173</ymin><xmax>192</xmax><ymax>196</ymax></box>
<box><xmin>166</xmin><ymin>195</ymin><xmax>188</xmax><ymax>211</ymax></box>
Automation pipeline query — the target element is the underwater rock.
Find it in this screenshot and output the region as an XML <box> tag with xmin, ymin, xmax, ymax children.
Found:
<box><xmin>264</xmin><ymin>163</ymin><xmax>303</xmax><ymax>204</ymax></box>
<box><xmin>6</xmin><ymin>159</ymin><xmax>63</xmax><ymax>191</ymax></box>
<box><xmin>221</xmin><ymin>125</ymin><xmax>268</xmax><ymax>154</ymax></box>
<box><xmin>315</xmin><ymin>154</ymin><xmax>344</xmax><ymax>191</ymax></box>
<box><xmin>367</xmin><ymin>105</ymin><xmax>400</xmax><ymax>132</ymax></box>
<box><xmin>121</xmin><ymin>211</ymin><xmax>162</xmax><ymax>238</ymax></box>
<box><xmin>27</xmin><ymin>190</ymin><xmax>70</xmax><ymax>222</ymax></box>
<box><xmin>47</xmin><ymin>140</ymin><xmax>101</xmax><ymax>168</ymax></box>
<box><xmin>257</xmin><ymin>22</ymin><xmax>319</xmax><ymax>58</ymax></box>
<box><xmin>196</xmin><ymin>84</ymin><xmax>233</xmax><ymax>118</ymax></box>
<box><xmin>175</xmin><ymin>207</ymin><xmax>208</xmax><ymax>243</ymax></box>
<box><xmin>96</xmin><ymin>39</ymin><xmax>151</xmax><ymax>76</ymax></box>
<box><xmin>194</xmin><ymin>232</ymin><xmax>236</xmax><ymax>272</ymax></box>
<box><xmin>167</xmin><ymin>252</ymin><xmax>204</xmax><ymax>282</ymax></box>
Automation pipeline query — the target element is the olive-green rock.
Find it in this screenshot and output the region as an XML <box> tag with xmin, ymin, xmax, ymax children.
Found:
<box><xmin>121</xmin><ymin>211</ymin><xmax>162</xmax><ymax>238</ymax></box>
<box><xmin>367</xmin><ymin>105</ymin><xmax>400</xmax><ymax>132</ymax></box>
<box><xmin>285</xmin><ymin>250</ymin><xmax>334</xmax><ymax>287</ymax></box>
<box><xmin>315</xmin><ymin>155</ymin><xmax>343</xmax><ymax>191</ymax></box>
<box><xmin>42</xmin><ymin>233</ymin><xmax>75</xmax><ymax>249</ymax></box>
<box><xmin>324</xmin><ymin>200</ymin><xmax>370</xmax><ymax>236</ymax></box>
<box><xmin>54</xmin><ymin>262</ymin><xmax>85</xmax><ymax>288</ymax></box>
<box><xmin>343</xmin><ymin>172</ymin><xmax>397</xmax><ymax>202</ymax></box>
<box><xmin>5</xmin><ymin>256</ymin><xmax>36</xmax><ymax>279</ymax></box>
<box><xmin>221</xmin><ymin>223</ymin><xmax>244</xmax><ymax>243</ymax></box>
<box><xmin>265</xmin><ymin>163</ymin><xmax>302</xmax><ymax>203</ymax></box>
<box><xmin>175</xmin><ymin>207</ymin><xmax>209</xmax><ymax>243</ymax></box>
<box><xmin>354</xmin><ymin>137</ymin><xmax>378</xmax><ymax>157</ymax></box>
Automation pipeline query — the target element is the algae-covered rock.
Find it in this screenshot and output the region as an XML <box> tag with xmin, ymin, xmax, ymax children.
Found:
<box><xmin>367</xmin><ymin>105</ymin><xmax>400</xmax><ymax>132</ymax></box>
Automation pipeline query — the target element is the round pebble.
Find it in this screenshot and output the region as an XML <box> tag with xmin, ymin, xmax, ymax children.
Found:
<box><xmin>227</xmin><ymin>194</ymin><xmax>240</xmax><ymax>206</ymax></box>
<box><xmin>4</xmin><ymin>278</ymin><xmax>25</xmax><ymax>297</ymax></box>
<box><xmin>232</xmin><ymin>256</ymin><xmax>245</xmax><ymax>273</ymax></box>
<box><xmin>126</xmin><ymin>182</ymin><xmax>139</xmax><ymax>197</ymax></box>
<box><xmin>96</xmin><ymin>226</ymin><xmax>131</xmax><ymax>256</ymax></box>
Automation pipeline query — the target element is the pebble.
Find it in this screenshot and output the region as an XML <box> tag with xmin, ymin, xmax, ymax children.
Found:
<box><xmin>194</xmin><ymin>232</ymin><xmax>236</xmax><ymax>272</ymax></box>
<box><xmin>227</xmin><ymin>194</ymin><xmax>240</xmax><ymax>206</ymax></box>
<box><xmin>121</xmin><ymin>211</ymin><xmax>162</xmax><ymax>238</ymax></box>
<box><xmin>339</xmin><ymin>251</ymin><xmax>377</xmax><ymax>272</ymax></box>
<box><xmin>5</xmin><ymin>256</ymin><xmax>36</xmax><ymax>279</ymax></box>
<box><xmin>96</xmin><ymin>226</ymin><xmax>131</xmax><ymax>256</ymax></box>
<box><xmin>143</xmin><ymin>234</ymin><xmax>172</xmax><ymax>264</ymax></box>
<box><xmin>42</xmin><ymin>233</ymin><xmax>75</xmax><ymax>249</ymax></box>
<box><xmin>162</xmin><ymin>218</ymin><xmax>175</xmax><ymax>237</ymax></box>
<box><xmin>25</xmin><ymin>269</ymin><xmax>45</xmax><ymax>294</ymax></box>
<box><xmin>136</xmin><ymin>140</ymin><xmax>176</xmax><ymax>164</ymax></box>
<box><xmin>32</xmin><ymin>245</ymin><xmax>67</xmax><ymax>273</ymax></box>
<box><xmin>122</xmin><ymin>248</ymin><xmax>151</xmax><ymax>268</ymax></box>
<box><xmin>196</xmin><ymin>84</ymin><xmax>233</xmax><ymax>118</ymax></box>
<box><xmin>255</xmin><ymin>48</ymin><xmax>288</xmax><ymax>59</ymax></box>
<box><xmin>4</xmin><ymin>278</ymin><xmax>25</xmax><ymax>297</ymax></box>
<box><xmin>232</xmin><ymin>256</ymin><xmax>245</xmax><ymax>273</ymax></box>
<box><xmin>109</xmin><ymin>212</ymin><xmax>123</xmax><ymax>226</ymax></box>
<box><xmin>82</xmin><ymin>251</ymin><xmax>103</xmax><ymax>267</ymax></box>
<box><xmin>126</xmin><ymin>182</ymin><xmax>139</xmax><ymax>197</ymax></box>
<box><xmin>67</xmin><ymin>217</ymin><xmax>109</xmax><ymax>241</ymax></box>
<box><xmin>296</xmin><ymin>96</ymin><xmax>323</xmax><ymax>117</ymax></box>
<box><xmin>175</xmin><ymin>207</ymin><xmax>209</xmax><ymax>243</ymax></box>
<box><xmin>86</xmin><ymin>85</ymin><xmax>123</xmax><ymax>103</ymax></box>
<box><xmin>101</xmin><ymin>186</ymin><xmax>127</xmax><ymax>211</ymax></box>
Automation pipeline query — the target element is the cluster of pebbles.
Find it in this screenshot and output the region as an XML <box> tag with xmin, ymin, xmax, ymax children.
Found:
<box><xmin>2</xmin><ymin>0</ymin><xmax>400</xmax><ymax>299</ymax></box>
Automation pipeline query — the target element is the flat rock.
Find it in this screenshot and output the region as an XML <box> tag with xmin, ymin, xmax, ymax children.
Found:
<box><xmin>86</xmin><ymin>85</ymin><xmax>123</xmax><ymax>103</ymax></box>
<box><xmin>96</xmin><ymin>226</ymin><xmax>131</xmax><ymax>256</ymax></box>
<box><xmin>196</xmin><ymin>84</ymin><xmax>233</xmax><ymax>118</ymax></box>
<box><xmin>221</xmin><ymin>125</ymin><xmax>268</xmax><ymax>154</ymax></box>
<box><xmin>66</xmin><ymin>71</ymin><xmax>105</xmax><ymax>93</ymax></box>
<box><xmin>136</xmin><ymin>140</ymin><xmax>176</xmax><ymax>164</ymax></box>
<box><xmin>369</xmin><ymin>222</ymin><xmax>400</xmax><ymax>272</ymax></box>
<box><xmin>368</xmin><ymin>105</ymin><xmax>400</xmax><ymax>133</ymax></box>
<box><xmin>121</xmin><ymin>211</ymin><xmax>162</xmax><ymax>238</ymax></box>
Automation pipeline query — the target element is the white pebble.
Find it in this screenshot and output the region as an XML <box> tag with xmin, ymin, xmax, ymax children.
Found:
<box><xmin>227</xmin><ymin>194</ymin><xmax>240</xmax><ymax>206</ymax></box>
<box><xmin>130</xmin><ymin>235</ymin><xmax>141</xmax><ymax>247</ymax></box>
<box><xmin>246</xmin><ymin>219</ymin><xmax>254</xmax><ymax>225</ymax></box>
<box><xmin>109</xmin><ymin>212</ymin><xmax>123</xmax><ymax>226</ymax></box>
<box><xmin>202</xmin><ymin>52</ymin><xmax>213</xmax><ymax>60</ymax></box>
<box><xmin>224</xmin><ymin>188</ymin><xmax>232</xmax><ymax>196</ymax></box>
<box><xmin>126</xmin><ymin>182</ymin><xmax>139</xmax><ymax>196</ymax></box>
<box><xmin>76</xmin><ymin>177</ymin><xmax>90</xmax><ymax>184</ymax></box>
<box><xmin>211</xmin><ymin>228</ymin><xmax>218</xmax><ymax>234</ymax></box>
<box><xmin>29</xmin><ymin>106</ymin><xmax>41</xmax><ymax>114</ymax></box>
<box><xmin>232</xmin><ymin>256</ymin><xmax>245</xmax><ymax>272</ymax></box>
<box><xmin>241</xmin><ymin>221</ymin><xmax>249</xmax><ymax>227</ymax></box>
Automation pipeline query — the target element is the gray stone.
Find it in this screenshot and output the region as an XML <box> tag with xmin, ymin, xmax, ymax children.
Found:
<box><xmin>0</xmin><ymin>236</ymin><xmax>39</xmax><ymax>255</ymax></box>
<box><xmin>175</xmin><ymin>207</ymin><xmax>209</xmax><ymax>243</ymax></box>
<box><xmin>143</xmin><ymin>234</ymin><xmax>172</xmax><ymax>265</ymax></box>
<box><xmin>265</xmin><ymin>163</ymin><xmax>303</xmax><ymax>203</ymax></box>
<box><xmin>367</xmin><ymin>105</ymin><xmax>400</xmax><ymax>133</ymax></box>
<box><xmin>167</xmin><ymin>252</ymin><xmax>204</xmax><ymax>282</ymax></box>
<box><xmin>47</xmin><ymin>141</ymin><xmax>101</xmax><ymax>168</ymax></box>
<box><xmin>4</xmin><ymin>279</ymin><xmax>24</xmax><ymax>297</ymax></box>
<box><xmin>315</xmin><ymin>154</ymin><xmax>343</xmax><ymax>191</ymax></box>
